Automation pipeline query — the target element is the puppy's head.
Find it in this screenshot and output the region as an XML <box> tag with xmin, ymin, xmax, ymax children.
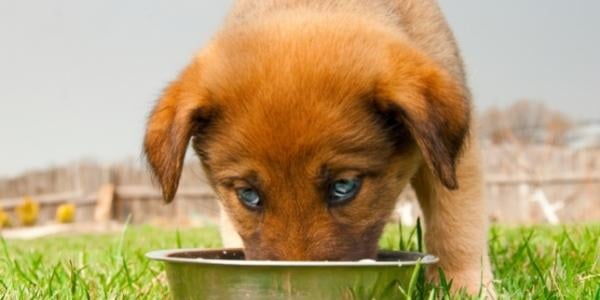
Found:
<box><xmin>144</xmin><ymin>15</ymin><xmax>469</xmax><ymax>260</ymax></box>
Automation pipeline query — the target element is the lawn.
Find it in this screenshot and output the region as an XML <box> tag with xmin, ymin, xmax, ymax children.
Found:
<box><xmin>0</xmin><ymin>223</ymin><xmax>598</xmax><ymax>299</ymax></box>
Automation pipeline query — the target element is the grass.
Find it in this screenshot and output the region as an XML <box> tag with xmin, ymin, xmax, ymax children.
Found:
<box><xmin>0</xmin><ymin>223</ymin><xmax>598</xmax><ymax>299</ymax></box>
<box><xmin>0</xmin><ymin>226</ymin><xmax>221</xmax><ymax>299</ymax></box>
<box><xmin>380</xmin><ymin>223</ymin><xmax>600</xmax><ymax>299</ymax></box>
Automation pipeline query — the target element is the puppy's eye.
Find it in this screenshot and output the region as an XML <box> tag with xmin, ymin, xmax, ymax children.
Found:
<box><xmin>237</xmin><ymin>188</ymin><xmax>262</xmax><ymax>209</ymax></box>
<box><xmin>328</xmin><ymin>178</ymin><xmax>362</xmax><ymax>205</ymax></box>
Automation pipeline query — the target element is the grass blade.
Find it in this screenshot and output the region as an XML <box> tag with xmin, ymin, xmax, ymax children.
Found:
<box><xmin>69</xmin><ymin>260</ymin><xmax>77</xmax><ymax>296</ymax></box>
<box><xmin>416</xmin><ymin>217</ymin><xmax>423</xmax><ymax>253</ymax></box>
<box><xmin>526</xmin><ymin>244</ymin><xmax>551</xmax><ymax>297</ymax></box>
<box><xmin>45</xmin><ymin>262</ymin><xmax>60</xmax><ymax>296</ymax></box>
<box><xmin>116</xmin><ymin>214</ymin><xmax>132</xmax><ymax>259</ymax></box>
<box><xmin>398</xmin><ymin>222</ymin><xmax>405</xmax><ymax>251</ymax></box>
<box><xmin>175</xmin><ymin>229</ymin><xmax>182</xmax><ymax>249</ymax></box>
<box><xmin>406</xmin><ymin>260</ymin><xmax>422</xmax><ymax>300</ymax></box>
<box><xmin>13</xmin><ymin>259</ymin><xmax>35</xmax><ymax>286</ymax></box>
<box><xmin>122</xmin><ymin>255</ymin><xmax>134</xmax><ymax>289</ymax></box>
<box><xmin>0</xmin><ymin>237</ymin><xmax>10</xmax><ymax>262</ymax></box>
<box><xmin>438</xmin><ymin>267</ymin><xmax>452</xmax><ymax>299</ymax></box>
<box><xmin>427</xmin><ymin>288</ymin><xmax>436</xmax><ymax>300</ymax></box>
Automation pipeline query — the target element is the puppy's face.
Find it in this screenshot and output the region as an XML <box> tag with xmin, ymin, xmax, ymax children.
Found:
<box><xmin>144</xmin><ymin>16</ymin><xmax>469</xmax><ymax>260</ymax></box>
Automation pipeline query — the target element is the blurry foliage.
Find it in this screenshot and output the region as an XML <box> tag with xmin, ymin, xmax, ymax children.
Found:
<box><xmin>16</xmin><ymin>196</ymin><xmax>40</xmax><ymax>226</ymax></box>
<box><xmin>55</xmin><ymin>203</ymin><xmax>76</xmax><ymax>224</ymax></box>
<box><xmin>479</xmin><ymin>99</ymin><xmax>573</xmax><ymax>145</ymax></box>
<box><xmin>0</xmin><ymin>208</ymin><xmax>11</xmax><ymax>228</ymax></box>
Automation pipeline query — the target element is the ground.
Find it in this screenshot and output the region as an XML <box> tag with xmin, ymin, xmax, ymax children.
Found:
<box><xmin>0</xmin><ymin>223</ymin><xmax>598</xmax><ymax>299</ymax></box>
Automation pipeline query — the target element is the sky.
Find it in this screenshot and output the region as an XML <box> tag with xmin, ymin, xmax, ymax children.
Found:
<box><xmin>0</xmin><ymin>0</ymin><xmax>599</xmax><ymax>177</ymax></box>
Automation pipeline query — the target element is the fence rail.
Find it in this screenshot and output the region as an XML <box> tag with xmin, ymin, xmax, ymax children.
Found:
<box><xmin>1</xmin><ymin>145</ymin><xmax>599</xmax><ymax>225</ymax></box>
<box><xmin>486</xmin><ymin>174</ymin><xmax>600</xmax><ymax>185</ymax></box>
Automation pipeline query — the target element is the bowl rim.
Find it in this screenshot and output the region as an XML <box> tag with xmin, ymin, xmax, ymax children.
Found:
<box><xmin>146</xmin><ymin>248</ymin><xmax>439</xmax><ymax>267</ymax></box>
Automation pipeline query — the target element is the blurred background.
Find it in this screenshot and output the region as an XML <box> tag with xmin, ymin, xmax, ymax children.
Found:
<box><xmin>1</xmin><ymin>1</ymin><xmax>598</xmax><ymax>236</ymax></box>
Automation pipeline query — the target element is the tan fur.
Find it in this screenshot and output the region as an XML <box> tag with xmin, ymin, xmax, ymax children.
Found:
<box><xmin>144</xmin><ymin>0</ymin><xmax>494</xmax><ymax>296</ymax></box>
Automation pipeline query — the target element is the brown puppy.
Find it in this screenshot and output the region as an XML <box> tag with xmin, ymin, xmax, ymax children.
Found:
<box><xmin>144</xmin><ymin>0</ymin><xmax>494</xmax><ymax>295</ymax></box>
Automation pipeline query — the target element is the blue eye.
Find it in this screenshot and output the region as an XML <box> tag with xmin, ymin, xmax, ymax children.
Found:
<box><xmin>329</xmin><ymin>178</ymin><xmax>362</xmax><ymax>205</ymax></box>
<box><xmin>237</xmin><ymin>188</ymin><xmax>261</xmax><ymax>209</ymax></box>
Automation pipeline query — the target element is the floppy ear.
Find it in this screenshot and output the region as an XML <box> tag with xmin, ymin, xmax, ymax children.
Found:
<box><xmin>143</xmin><ymin>61</ymin><xmax>212</xmax><ymax>202</ymax></box>
<box><xmin>374</xmin><ymin>45</ymin><xmax>470</xmax><ymax>190</ymax></box>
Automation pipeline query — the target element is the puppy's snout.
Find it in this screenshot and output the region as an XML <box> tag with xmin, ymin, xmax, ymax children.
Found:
<box><xmin>243</xmin><ymin>223</ymin><xmax>379</xmax><ymax>262</ymax></box>
<box><xmin>244</xmin><ymin>233</ymin><xmax>329</xmax><ymax>261</ymax></box>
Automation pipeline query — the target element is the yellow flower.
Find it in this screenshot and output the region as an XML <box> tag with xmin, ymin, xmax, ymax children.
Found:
<box><xmin>16</xmin><ymin>197</ymin><xmax>40</xmax><ymax>226</ymax></box>
<box><xmin>56</xmin><ymin>203</ymin><xmax>76</xmax><ymax>224</ymax></box>
<box><xmin>0</xmin><ymin>208</ymin><xmax>11</xmax><ymax>228</ymax></box>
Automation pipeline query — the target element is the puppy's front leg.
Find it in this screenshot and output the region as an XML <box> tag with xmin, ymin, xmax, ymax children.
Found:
<box><xmin>411</xmin><ymin>134</ymin><xmax>495</xmax><ymax>296</ymax></box>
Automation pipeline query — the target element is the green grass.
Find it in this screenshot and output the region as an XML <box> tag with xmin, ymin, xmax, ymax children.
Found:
<box><xmin>379</xmin><ymin>223</ymin><xmax>600</xmax><ymax>299</ymax></box>
<box><xmin>1</xmin><ymin>223</ymin><xmax>598</xmax><ymax>299</ymax></box>
<box><xmin>0</xmin><ymin>226</ymin><xmax>221</xmax><ymax>299</ymax></box>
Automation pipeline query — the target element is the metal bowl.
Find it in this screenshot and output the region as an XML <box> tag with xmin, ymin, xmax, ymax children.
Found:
<box><xmin>147</xmin><ymin>248</ymin><xmax>438</xmax><ymax>300</ymax></box>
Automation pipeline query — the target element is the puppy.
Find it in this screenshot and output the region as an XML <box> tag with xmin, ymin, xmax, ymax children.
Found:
<box><xmin>144</xmin><ymin>0</ymin><xmax>494</xmax><ymax>295</ymax></box>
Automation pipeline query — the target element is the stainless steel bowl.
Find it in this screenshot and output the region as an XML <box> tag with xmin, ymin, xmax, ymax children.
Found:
<box><xmin>147</xmin><ymin>248</ymin><xmax>438</xmax><ymax>300</ymax></box>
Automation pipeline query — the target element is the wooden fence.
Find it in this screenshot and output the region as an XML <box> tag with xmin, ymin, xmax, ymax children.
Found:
<box><xmin>1</xmin><ymin>145</ymin><xmax>598</xmax><ymax>226</ymax></box>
